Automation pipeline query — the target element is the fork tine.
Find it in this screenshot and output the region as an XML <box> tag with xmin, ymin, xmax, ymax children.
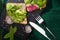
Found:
<box><xmin>32</xmin><ymin>14</ymin><xmax>38</xmax><ymax>21</ymax></box>
<box><xmin>37</xmin><ymin>16</ymin><xmax>40</xmax><ymax>21</ymax></box>
<box><xmin>36</xmin><ymin>16</ymin><xmax>39</xmax><ymax>21</ymax></box>
<box><xmin>32</xmin><ymin>14</ymin><xmax>41</xmax><ymax>21</ymax></box>
<box><xmin>31</xmin><ymin>13</ymin><xmax>56</xmax><ymax>39</ymax></box>
<box><xmin>36</xmin><ymin>16</ymin><xmax>41</xmax><ymax>21</ymax></box>
<box><xmin>38</xmin><ymin>16</ymin><xmax>41</xmax><ymax>20</ymax></box>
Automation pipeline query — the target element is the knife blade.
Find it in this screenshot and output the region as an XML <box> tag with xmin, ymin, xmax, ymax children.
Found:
<box><xmin>29</xmin><ymin>22</ymin><xmax>51</xmax><ymax>40</ymax></box>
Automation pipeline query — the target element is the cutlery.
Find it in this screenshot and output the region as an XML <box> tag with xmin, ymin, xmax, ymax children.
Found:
<box><xmin>29</xmin><ymin>22</ymin><xmax>51</xmax><ymax>40</ymax></box>
<box><xmin>31</xmin><ymin>13</ymin><xmax>56</xmax><ymax>39</ymax></box>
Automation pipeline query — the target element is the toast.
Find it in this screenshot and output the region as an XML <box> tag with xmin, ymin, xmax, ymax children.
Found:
<box><xmin>6</xmin><ymin>3</ymin><xmax>27</xmax><ymax>24</ymax></box>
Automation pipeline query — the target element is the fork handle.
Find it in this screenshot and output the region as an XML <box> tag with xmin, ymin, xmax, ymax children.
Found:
<box><xmin>37</xmin><ymin>17</ymin><xmax>44</xmax><ymax>24</ymax></box>
<box><xmin>41</xmin><ymin>22</ymin><xmax>57</xmax><ymax>40</ymax></box>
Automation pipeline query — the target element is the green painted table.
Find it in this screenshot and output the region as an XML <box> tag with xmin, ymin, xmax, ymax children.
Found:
<box><xmin>0</xmin><ymin>0</ymin><xmax>60</xmax><ymax>40</ymax></box>
<box><xmin>29</xmin><ymin>0</ymin><xmax>60</xmax><ymax>40</ymax></box>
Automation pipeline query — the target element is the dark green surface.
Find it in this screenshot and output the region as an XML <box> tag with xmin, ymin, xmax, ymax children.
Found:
<box><xmin>0</xmin><ymin>0</ymin><xmax>60</xmax><ymax>40</ymax></box>
<box><xmin>29</xmin><ymin>0</ymin><xmax>60</xmax><ymax>40</ymax></box>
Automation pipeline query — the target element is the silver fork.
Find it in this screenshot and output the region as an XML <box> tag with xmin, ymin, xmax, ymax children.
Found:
<box><xmin>32</xmin><ymin>14</ymin><xmax>56</xmax><ymax>39</ymax></box>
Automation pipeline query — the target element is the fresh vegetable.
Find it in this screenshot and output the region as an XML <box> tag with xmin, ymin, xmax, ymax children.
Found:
<box><xmin>4</xmin><ymin>26</ymin><xmax>17</xmax><ymax>40</ymax></box>
<box><xmin>6</xmin><ymin>3</ymin><xmax>27</xmax><ymax>23</ymax></box>
<box><xmin>26</xmin><ymin>4</ymin><xmax>39</xmax><ymax>12</ymax></box>
<box><xmin>24</xmin><ymin>0</ymin><xmax>32</xmax><ymax>4</ymax></box>
<box><xmin>24</xmin><ymin>0</ymin><xmax>46</xmax><ymax>10</ymax></box>
<box><xmin>33</xmin><ymin>0</ymin><xmax>46</xmax><ymax>8</ymax></box>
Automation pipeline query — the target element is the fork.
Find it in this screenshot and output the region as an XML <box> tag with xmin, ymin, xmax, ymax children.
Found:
<box><xmin>31</xmin><ymin>13</ymin><xmax>56</xmax><ymax>39</ymax></box>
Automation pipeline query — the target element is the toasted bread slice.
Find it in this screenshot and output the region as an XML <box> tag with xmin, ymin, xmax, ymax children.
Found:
<box><xmin>5</xmin><ymin>16</ymin><xmax>27</xmax><ymax>24</ymax></box>
<box><xmin>20</xmin><ymin>18</ymin><xmax>27</xmax><ymax>24</ymax></box>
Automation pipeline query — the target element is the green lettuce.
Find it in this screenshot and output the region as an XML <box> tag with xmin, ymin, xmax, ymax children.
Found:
<box><xmin>4</xmin><ymin>26</ymin><xmax>17</xmax><ymax>40</ymax></box>
<box><xmin>6</xmin><ymin>3</ymin><xmax>27</xmax><ymax>23</ymax></box>
<box><xmin>24</xmin><ymin>0</ymin><xmax>46</xmax><ymax>8</ymax></box>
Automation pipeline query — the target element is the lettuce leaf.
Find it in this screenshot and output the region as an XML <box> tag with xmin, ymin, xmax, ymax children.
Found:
<box><xmin>33</xmin><ymin>0</ymin><xmax>46</xmax><ymax>7</ymax></box>
<box><xmin>24</xmin><ymin>0</ymin><xmax>31</xmax><ymax>4</ymax></box>
<box><xmin>4</xmin><ymin>26</ymin><xmax>17</xmax><ymax>40</ymax></box>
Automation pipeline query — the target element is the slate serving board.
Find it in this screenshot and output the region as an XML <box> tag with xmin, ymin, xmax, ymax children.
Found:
<box><xmin>0</xmin><ymin>0</ymin><xmax>43</xmax><ymax>40</ymax></box>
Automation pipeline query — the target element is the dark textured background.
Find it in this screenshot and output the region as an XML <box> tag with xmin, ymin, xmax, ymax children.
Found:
<box><xmin>0</xmin><ymin>0</ymin><xmax>60</xmax><ymax>40</ymax></box>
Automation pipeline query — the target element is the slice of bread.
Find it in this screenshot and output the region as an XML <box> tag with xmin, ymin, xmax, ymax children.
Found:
<box><xmin>6</xmin><ymin>3</ymin><xmax>27</xmax><ymax>24</ymax></box>
<box><xmin>20</xmin><ymin>18</ymin><xmax>27</xmax><ymax>24</ymax></box>
<box><xmin>5</xmin><ymin>16</ymin><xmax>27</xmax><ymax>24</ymax></box>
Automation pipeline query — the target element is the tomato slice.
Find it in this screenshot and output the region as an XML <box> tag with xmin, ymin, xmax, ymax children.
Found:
<box><xmin>26</xmin><ymin>5</ymin><xmax>39</xmax><ymax>12</ymax></box>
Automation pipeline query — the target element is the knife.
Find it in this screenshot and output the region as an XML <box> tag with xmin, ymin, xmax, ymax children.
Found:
<box><xmin>31</xmin><ymin>13</ymin><xmax>56</xmax><ymax>39</ymax></box>
<box><xmin>29</xmin><ymin>22</ymin><xmax>51</xmax><ymax>40</ymax></box>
